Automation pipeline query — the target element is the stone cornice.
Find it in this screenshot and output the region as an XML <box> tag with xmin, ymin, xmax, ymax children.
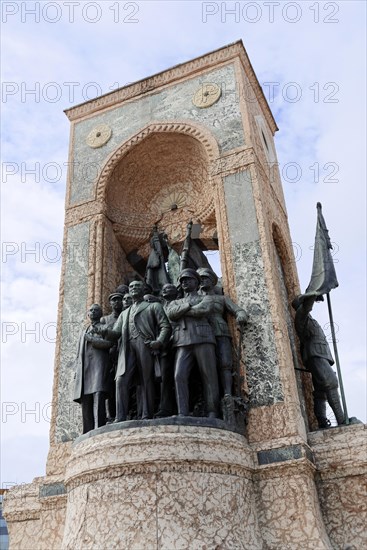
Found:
<box><xmin>64</xmin><ymin>40</ymin><xmax>277</xmax><ymax>133</ymax></box>
<box><xmin>65</xmin><ymin>459</ymin><xmax>254</xmax><ymax>491</ymax></box>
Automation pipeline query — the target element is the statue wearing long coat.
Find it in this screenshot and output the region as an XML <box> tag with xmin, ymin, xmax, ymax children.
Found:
<box><xmin>107</xmin><ymin>300</ymin><xmax>171</xmax><ymax>421</ymax></box>
<box><xmin>73</xmin><ymin>323</ymin><xmax>112</xmax><ymax>404</ymax></box>
<box><xmin>111</xmin><ymin>301</ymin><xmax>171</xmax><ymax>378</ymax></box>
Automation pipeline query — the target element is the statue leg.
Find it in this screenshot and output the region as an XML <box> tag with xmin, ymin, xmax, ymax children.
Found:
<box><xmin>157</xmin><ymin>351</ymin><xmax>176</xmax><ymax>417</ymax></box>
<box><xmin>313</xmin><ymin>390</ymin><xmax>330</xmax><ymax>428</ymax></box>
<box><xmin>174</xmin><ymin>346</ymin><xmax>194</xmax><ymax>416</ymax></box>
<box><xmin>115</xmin><ymin>357</ymin><xmax>136</xmax><ymax>422</ymax></box>
<box><xmin>81</xmin><ymin>394</ymin><xmax>94</xmax><ymax>434</ymax></box>
<box><xmin>311</xmin><ymin>358</ymin><xmax>343</xmax><ymax>427</ymax></box>
<box><xmin>106</xmin><ymin>376</ymin><xmax>116</xmax><ymax>423</ymax></box>
<box><xmin>134</xmin><ymin>338</ymin><xmax>155</xmax><ymax>419</ymax></box>
<box><xmin>195</xmin><ymin>343</ymin><xmax>220</xmax><ymax>418</ymax></box>
<box><xmin>93</xmin><ymin>391</ymin><xmax>107</xmax><ymax>429</ymax></box>
<box><xmin>326</xmin><ymin>388</ymin><xmax>345</xmax><ymax>425</ymax></box>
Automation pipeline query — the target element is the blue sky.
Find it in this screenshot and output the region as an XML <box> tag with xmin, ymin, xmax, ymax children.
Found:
<box><xmin>1</xmin><ymin>0</ymin><xmax>366</xmax><ymax>486</ymax></box>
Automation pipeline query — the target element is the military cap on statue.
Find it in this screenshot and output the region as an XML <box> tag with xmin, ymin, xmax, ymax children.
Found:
<box><xmin>196</xmin><ymin>267</ymin><xmax>218</xmax><ymax>286</ymax></box>
<box><xmin>178</xmin><ymin>268</ymin><xmax>201</xmax><ymax>284</ymax></box>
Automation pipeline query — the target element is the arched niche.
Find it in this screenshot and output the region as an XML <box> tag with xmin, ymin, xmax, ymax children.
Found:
<box><xmin>96</xmin><ymin>123</ymin><xmax>222</xmax><ymax>295</ymax></box>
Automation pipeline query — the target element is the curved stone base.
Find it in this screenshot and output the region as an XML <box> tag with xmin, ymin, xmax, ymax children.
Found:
<box><xmin>5</xmin><ymin>424</ymin><xmax>365</xmax><ymax>549</ymax></box>
<box><xmin>62</xmin><ymin>424</ymin><xmax>262</xmax><ymax>549</ymax></box>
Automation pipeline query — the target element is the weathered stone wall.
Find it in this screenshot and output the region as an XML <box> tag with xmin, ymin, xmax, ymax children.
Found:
<box><xmin>69</xmin><ymin>63</ymin><xmax>244</xmax><ymax>205</ymax></box>
<box><xmin>222</xmin><ymin>170</ymin><xmax>283</xmax><ymax>407</ymax></box>
<box><xmin>54</xmin><ymin>222</ymin><xmax>90</xmax><ymax>442</ymax></box>
<box><xmin>309</xmin><ymin>424</ymin><xmax>367</xmax><ymax>549</ymax></box>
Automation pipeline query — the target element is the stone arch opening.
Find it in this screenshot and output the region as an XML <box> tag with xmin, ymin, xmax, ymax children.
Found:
<box><xmin>99</xmin><ymin>125</ymin><xmax>221</xmax><ymax>293</ymax></box>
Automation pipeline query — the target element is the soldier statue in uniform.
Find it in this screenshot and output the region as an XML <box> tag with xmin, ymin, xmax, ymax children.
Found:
<box><xmin>166</xmin><ymin>269</ymin><xmax>220</xmax><ymax>418</ymax></box>
<box><xmin>292</xmin><ymin>294</ymin><xmax>345</xmax><ymax>428</ymax></box>
<box><xmin>197</xmin><ymin>268</ymin><xmax>247</xmax><ymax>396</ymax></box>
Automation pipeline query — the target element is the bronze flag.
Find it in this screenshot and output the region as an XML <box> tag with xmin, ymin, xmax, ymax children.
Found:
<box><xmin>305</xmin><ymin>202</ymin><xmax>339</xmax><ymax>298</ymax></box>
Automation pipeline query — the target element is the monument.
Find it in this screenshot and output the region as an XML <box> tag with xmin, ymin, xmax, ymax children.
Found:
<box><xmin>3</xmin><ymin>41</ymin><xmax>365</xmax><ymax>549</ymax></box>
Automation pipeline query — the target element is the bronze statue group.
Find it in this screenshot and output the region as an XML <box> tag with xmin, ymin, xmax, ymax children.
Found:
<box><xmin>73</xmin><ymin>222</ymin><xmax>346</xmax><ymax>434</ymax></box>
<box><xmin>73</xmin><ymin>267</ymin><xmax>248</xmax><ymax>434</ymax></box>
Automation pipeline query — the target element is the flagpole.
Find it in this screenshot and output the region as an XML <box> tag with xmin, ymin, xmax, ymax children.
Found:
<box><xmin>326</xmin><ymin>292</ymin><xmax>349</xmax><ymax>425</ymax></box>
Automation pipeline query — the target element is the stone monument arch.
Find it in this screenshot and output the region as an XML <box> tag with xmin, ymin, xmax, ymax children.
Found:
<box><xmin>94</xmin><ymin>121</ymin><xmax>223</xmax><ymax>297</ymax></box>
<box><xmin>4</xmin><ymin>41</ymin><xmax>365</xmax><ymax>550</ymax></box>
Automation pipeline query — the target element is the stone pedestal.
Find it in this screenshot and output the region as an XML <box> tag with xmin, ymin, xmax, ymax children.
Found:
<box><xmin>62</xmin><ymin>423</ymin><xmax>261</xmax><ymax>549</ymax></box>
<box><xmin>4</xmin><ymin>422</ymin><xmax>366</xmax><ymax>549</ymax></box>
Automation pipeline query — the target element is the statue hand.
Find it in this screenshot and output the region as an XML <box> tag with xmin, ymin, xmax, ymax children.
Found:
<box><xmin>236</xmin><ymin>312</ymin><xmax>248</xmax><ymax>325</ymax></box>
<box><xmin>149</xmin><ymin>340</ymin><xmax>162</xmax><ymax>351</ymax></box>
<box><xmin>95</xmin><ymin>325</ymin><xmax>107</xmax><ymax>338</ymax></box>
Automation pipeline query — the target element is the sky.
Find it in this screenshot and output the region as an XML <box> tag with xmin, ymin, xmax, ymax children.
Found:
<box><xmin>1</xmin><ymin>0</ymin><xmax>366</xmax><ymax>487</ymax></box>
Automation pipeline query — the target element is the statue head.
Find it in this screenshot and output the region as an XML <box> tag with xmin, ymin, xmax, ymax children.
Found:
<box><xmin>108</xmin><ymin>292</ymin><xmax>123</xmax><ymax>314</ymax></box>
<box><xmin>291</xmin><ymin>296</ymin><xmax>302</xmax><ymax>310</ymax></box>
<box><xmin>122</xmin><ymin>293</ymin><xmax>133</xmax><ymax>310</ymax></box>
<box><xmin>162</xmin><ymin>283</ymin><xmax>178</xmax><ymax>301</ymax></box>
<box><xmin>197</xmin><ymin>267</ymin><xmax>218</xmax><ymax>291</ymax></box>
<box><xmin>129</xmin><ymin>280</ymin><xmax>145</xmax><ymax>301</ymax></box>
<box><xmin>88</xmin><ymin>303</ymin><xmax>103</xmax><ymax>322</ymax></box>
<box><xmin>178</xmin><ymin>268</ymin><xmax>201</xmax><ymax>292</ymax></box>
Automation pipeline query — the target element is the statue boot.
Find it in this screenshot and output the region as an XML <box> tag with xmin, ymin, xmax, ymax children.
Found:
<box><xmin>313</xmin><ymin>391</ymin><xmax>330</xmax><ymax>429</ymax></box>
<box><xmin>326</xmin><ymin>388</ymin><xmax>346</xmax><ymax>425</ymax></box>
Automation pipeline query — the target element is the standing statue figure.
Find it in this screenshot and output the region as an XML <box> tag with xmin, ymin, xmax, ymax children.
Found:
<box><xmin>100</xmin><ymin>292</ymin><xmax>124</xmax><ymax>423</ymax></box>
<box><xmin>292</xmin><ymin>294</ymin><xmax>345</xmax><ymax>428</ymax></box>
<box><xmin>73</xmin><ymin>304</ymin><xmax>113</xmax><ymax>434</ymax></box>
<box><xmin>197</xmin><ymin>268</ymin><xmax>248</xmax><ymax>396</ymax></box>
<box><xmin>101</xmin><ymin>280</ymin><xmax>171</xmax><ymax>421</ymax></box>
<box><xmin>166</xmin><ymin>269</ymin><xmax>220</xmax><ymax>418</ymax></box>
<box><xmin>145</xmin><ymin>226</ymin><xmax>170</xmax><ymax>294</ymax></box>
<box><xmin>156</xmin><ymin>283</ymin><xmax>179</xmax><ymax>417</ymax></box>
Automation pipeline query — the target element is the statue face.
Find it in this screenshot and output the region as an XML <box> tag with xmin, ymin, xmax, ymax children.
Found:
<box><xmin>123</xmin><ymin>294</ymin><xmax>133</xmax><ymax>309</ymax></box>
<box><xmin>129</xmin><ymin>281</ymin><xmax>144</xmax><ymax>300</ymax></box>
<box><xmin>162</xmin><ymin>284</ymin><xmax>178</xmax><ymax>301</ymax></box>
<box><xmin>180</xmin><ymin>276</ymin><xmax>198</xmax><ymax>293</ymax></box>
<box><xmin>88</xmin><ymin>304</ymin><xmax>102</xmax><ymax>322</ymax></box>
<box><xmin>110</xmin><ymin>296</ymin><xmax>123</xmax><ymax>313</ymax></box>
<box><xmin>200</xmin><ymin>276</ymin><xmax>214</xmax><ymax>291</ymax></box>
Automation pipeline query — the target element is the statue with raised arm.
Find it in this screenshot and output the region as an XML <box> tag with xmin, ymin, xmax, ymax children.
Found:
<box><xmin>292</xmin><ymin>294</ymin><xmax>345</xmax><ymax>428</ymax></box>
<box><xmin>73</xmin><ymin>304</ymin><xmax>113</xmax><ymax>433</ymax></box>
<box><xmin>197</xmin><ymin>268</ymin><xmax>247</xmax><ymax>396</ymax></box>
<box><xmin>166</xmin><ymin>269</ymin><xmax>220</xmax><ymax>418</ymax></box>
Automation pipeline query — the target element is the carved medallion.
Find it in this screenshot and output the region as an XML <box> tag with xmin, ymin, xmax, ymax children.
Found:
<box><xmin>150</xmin><ymin>183</ymin><xmax>194</xmax><ymax>216</ymax></box>
<box><xmin>192</xmin><ymin>83</ymin><xmax>221</xmax><ymax>108</ymax></box>
<box><xmin>86</xmin><ymin>124</ymin><xmax>112</xmax><ymax>148</ymax></box>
